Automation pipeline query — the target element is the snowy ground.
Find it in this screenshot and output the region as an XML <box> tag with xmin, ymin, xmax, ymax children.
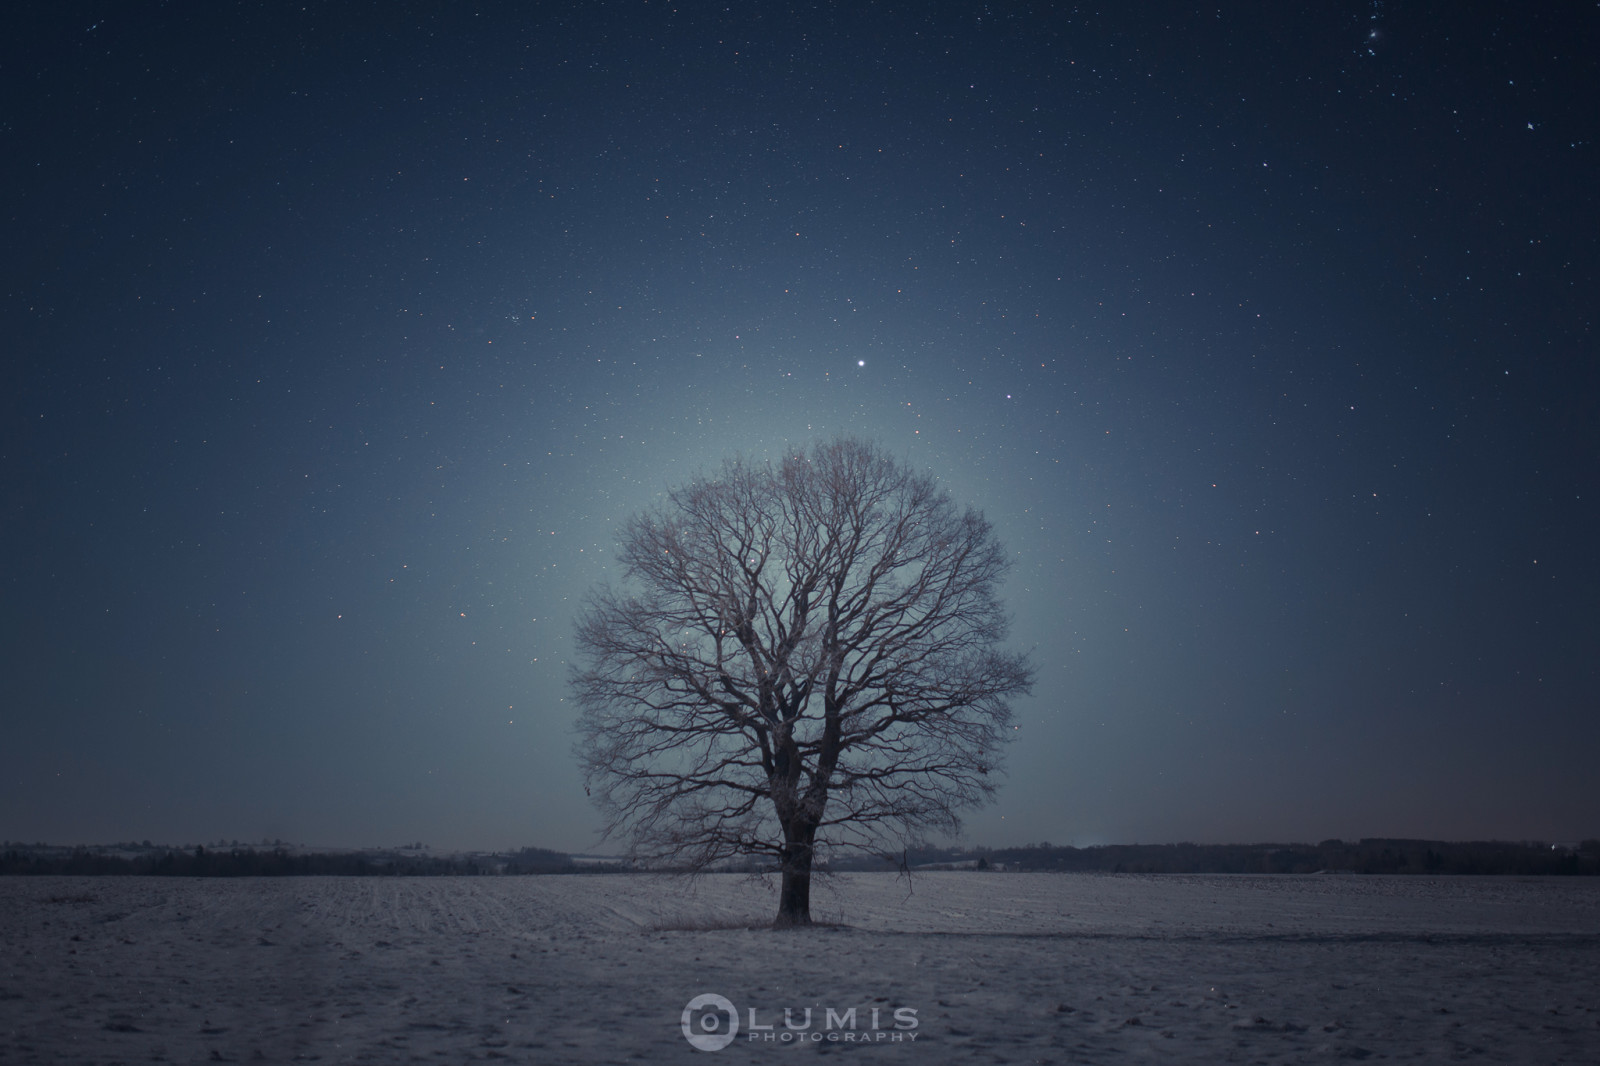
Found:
<box><xmin>2</xmin><ymin>872</ymin><xmax>1597</xmax><ymax>1063</ymax></box>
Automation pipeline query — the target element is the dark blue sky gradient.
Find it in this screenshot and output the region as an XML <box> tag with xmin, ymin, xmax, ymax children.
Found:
<box><xmin>4</xmin><ymin>2</ymin><xmax>1596</xmax><ymax>851</ymax></box>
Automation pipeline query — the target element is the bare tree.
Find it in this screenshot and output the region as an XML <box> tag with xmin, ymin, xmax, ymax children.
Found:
<box><xmin>572</xmin><ymin>437</ymin><xmax>1034</xmax><ymax>925</ymax></box>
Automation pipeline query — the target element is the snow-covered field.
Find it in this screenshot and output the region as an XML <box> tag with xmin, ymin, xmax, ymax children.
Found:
<box><xmin>2</xmin><ymin>872</ymin><xmax>1597</xmax><ymax>1063</ymax></box>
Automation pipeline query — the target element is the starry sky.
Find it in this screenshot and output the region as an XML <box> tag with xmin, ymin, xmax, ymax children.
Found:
<box><xmin>4</xmin><ymin>2</ymin><xmax>1596</xmax><ymax>853</ymax></box>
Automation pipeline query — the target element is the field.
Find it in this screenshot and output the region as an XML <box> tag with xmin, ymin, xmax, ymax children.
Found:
<box><xmin>2</xmin><ymin>872</ymin><xmax>1597</xmax><ymax>1063</ymax></box>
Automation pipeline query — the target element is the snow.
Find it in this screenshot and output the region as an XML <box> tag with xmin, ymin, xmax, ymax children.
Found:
<box><xmin>3</xmin><ymin>872</ymin><xmax>1597</xmax><ymax>1062</ymax></box>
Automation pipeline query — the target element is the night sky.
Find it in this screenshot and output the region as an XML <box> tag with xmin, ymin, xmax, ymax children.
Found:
<box><xmin>4</xmin><ymin>3</ymin><xmax>1596</xmax><ymax>854</ymax></box>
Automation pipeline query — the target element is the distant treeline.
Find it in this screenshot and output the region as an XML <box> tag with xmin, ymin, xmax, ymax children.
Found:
<box><xmin>861</xmin><ymin>839</ymin><xmax>1600</xmax><ymax>876</ymax></box>
<box><xmin>9</xmin><ymin>838</ymin><xmax>1600</xmax><ymax>877</ymax></box>
<box><xmin>0</xmin><ymin>844</ymin><xmax>577</xmax><ymax>877</ymax></box>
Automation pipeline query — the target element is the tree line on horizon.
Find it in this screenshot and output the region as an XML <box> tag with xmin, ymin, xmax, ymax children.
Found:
<box><xmin>0</xmin><ymin>844</ymin><xmax>576</xmax><ymax>877</ymax></box>
<box><xmin>3</xmin><ymin>838</ymin><xmax>1596</xmax><ymax>877</ymax></box>
<box><xmin>867</xmin><ymin>838</ymin><xmax>1600</xmax><ymax>876</ymax></box>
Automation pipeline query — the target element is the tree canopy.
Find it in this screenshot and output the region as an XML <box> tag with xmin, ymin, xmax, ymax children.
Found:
<box><xmin>572</xmin><ymin>437</ymin><xmax>1033</xmax><ymax>924</ymax></box>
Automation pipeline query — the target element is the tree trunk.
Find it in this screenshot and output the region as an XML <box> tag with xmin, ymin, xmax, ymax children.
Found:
<box><xmin>773</xmin><ymin>827</ymin><xmax>816</xmax><ymax>926</ymax></box>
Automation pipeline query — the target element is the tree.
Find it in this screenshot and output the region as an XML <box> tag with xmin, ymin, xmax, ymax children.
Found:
<box><xmin>572</xmin><ymin>437</ymin><xmax>1034</xmax><ymax>925</ymax></box>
